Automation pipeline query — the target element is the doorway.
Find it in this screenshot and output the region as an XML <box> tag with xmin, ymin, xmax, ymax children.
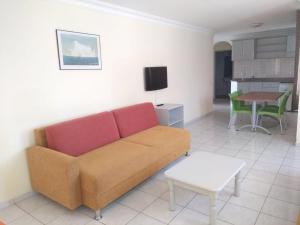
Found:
<box><xmin>214</xmin><ymin>42</ymin><xmax>232</xmax><ymax>100</ymax></box>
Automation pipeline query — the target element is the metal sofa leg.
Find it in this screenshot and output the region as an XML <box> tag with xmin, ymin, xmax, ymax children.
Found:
<box><xmin>95</xmin><ymin>209</ymin><xmax>102</xmax><ymax>221</ymax></box>
<box><xmin>185</xmin><ymin>151</ymin><xmax>190</xmax><ymax>157</ymax></box>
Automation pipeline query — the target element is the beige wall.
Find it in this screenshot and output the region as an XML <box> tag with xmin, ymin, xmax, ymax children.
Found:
<box><xmin>0</xmin><ymin>0</ymin><xmax>214</xmax><ymax>203</ymax></box>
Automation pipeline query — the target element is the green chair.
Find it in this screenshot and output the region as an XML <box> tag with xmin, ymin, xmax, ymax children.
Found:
<box><xmin>256</xmin><ymin>91</ymin><xmax>291</xmax><ymax>134</ymax></box>
<box><xmin>228</xmin><ymin>91</ymin><xmax>252</xmax><ymax>129</ymax></box>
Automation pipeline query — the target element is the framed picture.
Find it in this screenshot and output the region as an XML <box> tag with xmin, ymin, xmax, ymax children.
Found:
<box><xmin>56</xmin><ymin>30</ymin><xmax>102</xmax><ymax>70</ymax></box>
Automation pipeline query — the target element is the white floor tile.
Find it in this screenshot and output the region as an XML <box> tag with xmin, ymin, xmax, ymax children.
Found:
<box><xmin>246</xmin><ymin>169</ymin><xmax>276</xmax><ymax>184</ymax></box>
<box><xmin>48</xmin><ymin>211</ymin><xmax>94</xmax><ymax>225</ymax></box>
<box><xmin>30</xmin><ymin>201</ymin><xmax>69</xmax><ymax>224</ymax></box>
<box><xmin>258</xmin><ymin>155</ymin><xmax>284</xmax><ymax>164</ymax></box>
<box><xmin>7</xmin><ymin>214</ymin><xmax>43</xmax><ymax>225</ymax></box>
<box><xmin>279</xmin><ymin>166</ymin><xmax>300</xmax><ymax>178</ymax></box>
<box><xmin>269</xmin><ymin>186</ymin><xmax>300</xmax><ymax>206</ymax></box>
<box><xmin>118</xmin><ymin>189</ymin><xmax>157</xmax><ymax>211</ymax></box>
<box><xmin>142</xmin><ymin>199</ymin><xmax>182</xmax><ymax>223</ymax></box>
<box><xmin>262</xmin><ymin>198</ymin><xmax>300</xmax><ymax>222</ymax></box>
<box><xmin>160</xmin><ymin>186</ymin><xmax>196</xmax><ymax>207</ymax></box>
<box><xmin>100</xmin><ymin>203</ymin><xmax>138</xmax><ymax>225</ymax></box>
<box><xmin>127</xmin><ymin>213</ymin><xmax>165</xmax><ymax>225</ymax></box>
<box><xmin>138</xmin><ymin>179</ymin><xmax>168</xmax><ymax>197</ymax></box>
<box><xmin>229</xmin><ymin>191</ymin><xmax>265</xmax><ymax>211</ymax></box>
<box><xmin>286</xmin><ymin>149</ymin><xmax>300</xmax><ymax>160</ymax></box>
<box><xmin>15</xmin><ymin>194</ymin><xmax>50</xmax><ymax>213</ymax></box>
<box><xmin>187</xmin><ymin>194</ymin><xmax>226</xmax><ymax>216</ymax></box>
<box><xmin>236</xmin><ymin>151</ymin><xmax>261</xmax><ymax>161</ymax></box>
<box><xmin>0</xmin><ymin>205</ymin><xmax>26</xmax><ymax>224</ymax></box>
<box><xmin>85</xmin><ymin>221</ymin><xmax>105</xmax><ymax>225</ymax></box>
<box><xmin>169</xmin><ymin>208</ymin><xmax>231</xmax><ymax>225</ymax></box>
<box><xmin>215</xmin><ymin>147</ymin><xmax>240</xmax><ymax>157</ymax></box>
<box><xmin>274</xmin><ymin>175</ymin><xmax>300</xmax><ymax>191</ymax></box>
<box><xmin>282</xmin><ymin>158</ymin><xmax>300</xmax><ymax>169</ymax></box>
<box><xmin>241</xmin><ymin>179</ymin><xmax>271</xmax><ymax>196</ymax></box>
<box><xmin>218</xmin><ymin>203</ymin><xmax>259</xmax><ymax>225</ymax></box>
<box><xmin>255</xmin><ymin>213</ymin><xmax>295</xmax><ymax>225</ymax></box>
<box><xmin>16</xmin><ymin>194</ymin><xmax>51</xmax><ymax>213</ymax></box>
<box><xmin>252</xmin><ymin>161</ymin><xmax>281</xmax><ymax>173</ymax></box>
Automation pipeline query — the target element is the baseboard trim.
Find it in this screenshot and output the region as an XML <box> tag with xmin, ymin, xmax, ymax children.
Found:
<box><xmin>184</xmin><ymin>111</ymin><xmax>213</xmax><ymax>127</ymax></box>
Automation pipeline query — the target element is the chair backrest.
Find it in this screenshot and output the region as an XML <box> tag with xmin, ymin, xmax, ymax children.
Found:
<box><xmin>229</xmin><ymin>91</ymin><xmax>242</xmax><ymax>111</ymax></box>
<box><xmin>279</xmin><ymin>91</ymin><xmax>291</xmax><ymax>115</ymax></box>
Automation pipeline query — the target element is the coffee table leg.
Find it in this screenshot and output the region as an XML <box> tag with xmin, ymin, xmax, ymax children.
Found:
<box><xmin>167</xmin><ymin>180</ymin><xmax>176</xmax><ymax>211</ymax></box>
<box><xmin>234</xmin><ymin>171</ymin><xmax>241</xmax><ymax>197</ymax></box>
<box><xmin>209</xmin><ymin>193</ymin><xmax>217</xmax><ymax>225</ymax></box>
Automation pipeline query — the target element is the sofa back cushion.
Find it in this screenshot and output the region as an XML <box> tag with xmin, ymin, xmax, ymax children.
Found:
<box><xmin>45</xmin><ymin>112</ymin><xmax>120</xmax><ymax>156</ymax></box>
<box><xmin>112</xmin><ymin>102</ymin><xmax>159</xmax><ymax>138</ymax></box>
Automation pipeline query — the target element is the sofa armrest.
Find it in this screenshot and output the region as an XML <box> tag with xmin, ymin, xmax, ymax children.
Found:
<box><xmin>27</xmin><ymin>146</ymin><xmax>82</xmax><ymax>209</ymax></box>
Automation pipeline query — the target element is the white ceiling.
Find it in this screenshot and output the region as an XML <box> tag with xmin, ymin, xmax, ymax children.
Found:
<box><xmin>97</xmin><ymin>0</ymin><xmax>299</xmax><ymax>32</ymax></box>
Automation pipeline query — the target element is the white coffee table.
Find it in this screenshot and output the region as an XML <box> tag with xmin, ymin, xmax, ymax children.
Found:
<box><xmin>164</xmin><ymin>151</ymin><xmax>246</xmax><ymax>225</ymax></box>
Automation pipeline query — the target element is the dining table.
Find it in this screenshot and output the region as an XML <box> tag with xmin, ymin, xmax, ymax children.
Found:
<box><xmin>235</xmin><ymin>91</ymin><xmax>284</xmax><ymax>135</ymax></box>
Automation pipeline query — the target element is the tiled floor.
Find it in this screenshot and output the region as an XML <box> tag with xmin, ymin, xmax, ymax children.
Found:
<box><xmin>1</xmin><ymin>101</ymin><xmax>300</xmax><ymax>225</ymax></box>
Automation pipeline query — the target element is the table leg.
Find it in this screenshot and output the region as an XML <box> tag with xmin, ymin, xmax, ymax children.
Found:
<box><xmin>251</xmin><ymin>101</ymin><xmax>257</xmax><ymax>130</ymax></box>
<box><xmin>209</xmin><ymin>192</ymin><xmax>217</xmax><ymax>225</ymax></box>
<box><xmin>234</xmin><ymin>171</ymin><xmax>241</xmax><ymax>197</ymax></box>
<box><xmin>167</xmin><ymin>180</ymin><xmax>176</xmax><ymax>211</ymax></box>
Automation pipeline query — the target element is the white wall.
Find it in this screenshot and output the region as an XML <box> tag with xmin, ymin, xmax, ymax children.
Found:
<box><xmin>0</xmin><ymin>0</ymin><xmax>214</xmax><ymax>203</ymax></box>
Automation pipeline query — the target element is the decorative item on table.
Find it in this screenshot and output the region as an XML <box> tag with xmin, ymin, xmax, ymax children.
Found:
<box><xmin>56</xmin><ymin>30</ymin><xmax>102</xmax><ymax>70</ymax></box>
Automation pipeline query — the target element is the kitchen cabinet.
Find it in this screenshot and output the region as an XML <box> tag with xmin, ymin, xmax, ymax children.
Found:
<box><xmin>277</xmin><ymin>58</ymin><xmax>295</xmax><ymax>78</ymax></box>
<box><xmin>256</xmin><ymin>36</ymin><xmax>287</xmax><ymax>59</ymax></box>
<box><xmin>233</xmin><ymin>61</ymin><xmax>254</xmax><ymax>79</ymax></box>
<box><xmin>232</xmin><ymin>39</ymin><xmax>255</xmax><ymax>61</ymax></box>
<box><xmin>286</xmin><ymin>35</ymin><xmax>296</xmax><ymax>57</ymax></box>
<box><xmin>253</xmin><ymin>59</ymin><xmax>276</xmax><ymax>78</ymax></box>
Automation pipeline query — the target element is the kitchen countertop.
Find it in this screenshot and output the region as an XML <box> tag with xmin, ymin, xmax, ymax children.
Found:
<box><xmin>232</xmin><ymin>78</ymin><xmax>294</xmax><ymax>83</ymax></box>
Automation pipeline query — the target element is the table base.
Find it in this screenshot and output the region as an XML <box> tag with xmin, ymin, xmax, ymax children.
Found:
<box><xmin>236</xmin><ymin>124</ymin><xmax>271</xmax><ymax>135</ymax></box>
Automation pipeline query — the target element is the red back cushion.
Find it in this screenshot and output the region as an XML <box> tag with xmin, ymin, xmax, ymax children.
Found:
<box><xmin>112</xmin><ymin>102</ymin><xmax>159</xmax><ymax>137</ymax></box>
<box><xmin>45</xmin><ymin>112</ymin><xmax>120</xmax><ymax>156</ymax></box>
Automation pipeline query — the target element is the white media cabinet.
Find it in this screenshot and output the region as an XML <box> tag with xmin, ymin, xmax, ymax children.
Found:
<box><xmin>155</xmin><ymin>104</ymin><xmax>184</xmax><ymax>128</ymax></box>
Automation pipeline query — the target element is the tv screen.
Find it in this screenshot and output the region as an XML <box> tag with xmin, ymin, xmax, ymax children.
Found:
<box><xmin>144</xmin><ymin>67</ymin><xmax>168</xmax><ymax>91</ymax></box>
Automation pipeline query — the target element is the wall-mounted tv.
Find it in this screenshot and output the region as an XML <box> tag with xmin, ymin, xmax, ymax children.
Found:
<box><xmin>144</xmin><ymin>66</ymin><xmax>168</xmax><ymax>91</ymax></box>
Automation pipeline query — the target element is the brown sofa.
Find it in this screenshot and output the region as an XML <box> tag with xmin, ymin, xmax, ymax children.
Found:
<box><xmin>27</xmin><ymin>102</ymin><xmax>190</xmax><ymax>220</ymax></box>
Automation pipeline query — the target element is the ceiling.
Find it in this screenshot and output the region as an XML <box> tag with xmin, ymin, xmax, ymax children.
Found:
<box><xmin>97</xmin><ymin>0</ymin><xmax>299</xmax><ymax>32</ymax></box>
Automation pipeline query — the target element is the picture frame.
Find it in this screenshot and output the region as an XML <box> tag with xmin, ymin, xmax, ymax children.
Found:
<box><xmin>56</xmin><ymin>29</ymin><xmax>102</xmax><ymax>70</ymax></box>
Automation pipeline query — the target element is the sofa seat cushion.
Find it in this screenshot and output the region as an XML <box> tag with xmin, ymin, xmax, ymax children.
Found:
<box><xmin>112</xmin><ymin>102</ymin><xmax>159</xmax><ymax>138</ymax></box>
<box><xmin>123</xmin><ymin>125</ymin><xmax>190</xmax><ymax>156</ymax></box>
<box><xmin>78</xmin><ymin>140</ymin><xmax>158</xmax><ymax>195</ymax></box>
<box><xmin>45</xmin><ymin>112</ymin><xmax>120</xmax><ymax>157</ymax></box>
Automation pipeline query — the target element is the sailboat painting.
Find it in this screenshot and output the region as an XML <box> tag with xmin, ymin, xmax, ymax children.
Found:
<box><xmin>56</xmin><ymin>30</ymin><xmax>102</xmax><ymax>70</ymax></box>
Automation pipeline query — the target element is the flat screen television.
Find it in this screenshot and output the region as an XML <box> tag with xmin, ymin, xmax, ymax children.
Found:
<box><xmin>144</xmin><ymin>66</ymin><xmax>168</xmax><ymax>91</ymax></box>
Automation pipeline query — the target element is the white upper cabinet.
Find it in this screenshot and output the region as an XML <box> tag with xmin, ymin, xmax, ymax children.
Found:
<box><xmin>232</xmin><ymin>39</ymin><xmax>254</xmax><ymax>61</ymax></box>
<box><xmin>232</xmin><ymin>40</ymin><xmax>243</xmax><ymax>61</ymax></box>
<box><xmin>286</xmin><ymin>35</ymin><xmax>296</xmax><ymax>57</ymax></box>
<box><xmin>242</xmin><ymin>39</ymin><xmax>255</xmax><ymax>60</ymax></box>
<box><xmin>255</xmin><ymin>36</ymin><xmax>287</xmax><ymax>59</ymax></box>
<box><xmin>277</xmin><ymin>58</ymin><xmax>295</xmax><ymax>77</ymax></box>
